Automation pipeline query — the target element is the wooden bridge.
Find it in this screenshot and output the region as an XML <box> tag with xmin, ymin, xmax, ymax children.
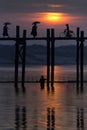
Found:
<box><xmin>0</xmin><ymin>26</ymin><xmax>87</xmax><ymax>92</ymax></box>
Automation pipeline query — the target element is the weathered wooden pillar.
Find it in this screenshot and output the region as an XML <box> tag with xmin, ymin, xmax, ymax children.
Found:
<box><xmin>76</xmin><ymin>27</ymin><xmax>80</xmax><ymax>90</ymax></box>
<box><xmin>15</xmin><ymin>26</ymin><xmax>20</xmax><ymax>91</ymax></box>
<box><xmin>47</xmin><ymin>29</ymin><xmax>50</xmax><ymax>90</ymax></box>
<box><xmin>80</xmin><ymin>31</ymin><xmax>84</xmax><ymax>90</ymax></box>
<box><xmin>51</xmin><ymin>28</ymin><xmax>55</xmax><ymax>89</ymax></box>
<box><xmin>21</xmin><ymin>30</ymin><xmax>27</xmax><ymax>91</ymax></box>
<box><xmin>15</xmin><ymin>26</ymin><xmax>27</xmax><ymax>92</ymax></box>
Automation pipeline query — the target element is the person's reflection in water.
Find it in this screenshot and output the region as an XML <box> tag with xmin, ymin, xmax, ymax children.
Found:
<box><xmin>47</xmin><ymin>107</ymin><xmax>55</xmax><ymax>130</ymax></box>
<box><xmin>32</xmin><ymin>109</ymin><xmax>38</xmax><ymax>130</ymax></box>
<box><xmin>76</xmin><ymin>108</ymin><xmax>84</xmax><ymax>130</ymax></box>
<box><xmin>15</xmin><ymin>106</ymin><xmax>27</xmax><ymax>130</ymax></box>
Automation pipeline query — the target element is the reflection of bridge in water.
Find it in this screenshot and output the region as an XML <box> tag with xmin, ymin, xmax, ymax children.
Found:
<box><xmin>47</xmin><ymin>107</ymin><xmax>55</xmax><ymax>130</ymax></box>
<box><xmin>15</xmin><ymin>106</ymin><xmax>27</xmax><ymax>130</ymax></box>
<box><xmin>76</xmin><ymin>108</ymin><xmax>84</xmax><ymax>130</ymax></box>
<box><xmin>14</xmin><ymin>105</ymin><xmax>85</xmax><ymax>130</ymax></box>
<box><xmin>0</xmin><ymin>26</ymin><xmax>87</xmax><ymax>92</ymax></box>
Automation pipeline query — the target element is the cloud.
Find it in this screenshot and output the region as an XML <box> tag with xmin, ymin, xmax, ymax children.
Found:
<box><xmin>0</xmin><ymin>0</ymin><xmax>87</xmax><ymax>16</ymax></box>
<box><xmin>0</xmin><ymin>0</ymin><xmax>87</xmax><ymax>31</ymax></box>
<box><xmin>0</xmin><ymin>0</ymin><xmax>87</xmax><ymax>35</ymax></box>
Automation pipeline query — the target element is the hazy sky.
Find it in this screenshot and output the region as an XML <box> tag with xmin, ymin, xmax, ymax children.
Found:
<box><xmin>0</xmin><ymin>0</ymin><xmax>87</xmax><ymax>37</ymax></box>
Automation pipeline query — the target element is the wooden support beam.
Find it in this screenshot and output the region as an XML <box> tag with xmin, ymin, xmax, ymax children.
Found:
<box><xmin>0</xmin><ymin>37</ymin><xmax>87</xmax><ymax>41</ymax></box>
<box><xmin>76</xmin><ymin>27</ymin><xmax>80</xmax><ymax>90</ymax></box>
<box><xmin>47</xmin><ymin>29</ymin><xmax>50</xmax><ymax>90</ymax></box>
<box><xmin>51</xmin><ymin>28</ymin><xmax>55</xmax><ymax>89</ymax></box>
<box><xmin>14</xmin><ymin>26</ymin><xmax>27</xmax><ymax>92</ymax></box>
<box><xmin>21</xmin><ymin>30</ymin><xmax>27</xmax><ymax>92</ymax></box>
<box><xmin>80</xmin><ymin>31</ymin><xmax>84</xmax><ymax>91</ymax></box>
<box><xmin>15</xmin><ymin>26</ymin><xmax>20</xmax><ymax>91</ymax></box>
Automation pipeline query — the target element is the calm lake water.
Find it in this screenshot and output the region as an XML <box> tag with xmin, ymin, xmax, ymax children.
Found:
<box><xmin>0</xmin><ymin>65</ymin><xmax>87</xmax><ymax>130</ymax></box>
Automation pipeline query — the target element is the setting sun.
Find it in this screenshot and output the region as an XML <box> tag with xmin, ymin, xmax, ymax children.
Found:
<box><xmin>39</xmin><ymin>12</ymin><xmax>70</xmax><ymax>25</ymax></box>
<box><xmin>46</xmin><ymin>13</ymin><xmax>62</xmax><ymax>22</ymax></box>
<box><xmin>22</xmin><ymin>12</ymin><xmax>73</xmax><ymax>27</ymax></box>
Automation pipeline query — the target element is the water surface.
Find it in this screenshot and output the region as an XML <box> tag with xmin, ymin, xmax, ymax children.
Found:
<box><xmin>0</xmin><ymin>65</ymin><xmax>87</xmax><ymax>130</ymax></box>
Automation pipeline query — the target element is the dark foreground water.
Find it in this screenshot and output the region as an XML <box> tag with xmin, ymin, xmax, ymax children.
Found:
<box><xmin>0</xmin><ymin>65</ymin><xmax>87</xmax><ymax>130</ymax></box>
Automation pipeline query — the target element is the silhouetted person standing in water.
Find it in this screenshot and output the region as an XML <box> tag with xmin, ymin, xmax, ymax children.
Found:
<box><xmin>40</xmin><ymin>75</ymin><xmax>45</xmax><ymax>89</ymax></box>
<box><xmin>31</xmin><ymin>21</ymin><xmax>40</xmax><ymax>38</ymax></box>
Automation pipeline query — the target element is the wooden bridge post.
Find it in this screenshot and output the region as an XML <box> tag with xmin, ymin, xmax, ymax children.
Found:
<box><xmin>15</xmin><ymin>26</ymin><xmax>27</xmax><ymax>92</ymax></box>
<box><xmin>21</xmin><ymin>30</ymin><xmax>27</xmax><ymax>91</ymax></box>
<box><xmin>80</xmin><ymin>31</ymin><xmax>84</xmax><ymax>91</ymax></box>
<box><xmin>15</xmin><ymin>26</ymin><xmax>20</xmax><ymax>91</ymax></box>
<box><xmin>51</xmin><ymin>28</ymin><xmax>55</xmax><ymax>89</ymax></box>
<box><xmin>76</xmin><ymin>27</ymin><xmax>80</xmax><ymax>90</ymax></box>
<box><xmin>47</xmin><ymin>29</ymin><xmax>50</xmax><ymax>90</ymax></box>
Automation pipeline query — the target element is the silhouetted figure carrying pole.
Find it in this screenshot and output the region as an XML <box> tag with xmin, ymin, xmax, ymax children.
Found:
<box><xmin>31</xmin><ymin>21</ymin><xmax>40</xmax><ymax>38</ymax></box>
<box><xmin>3</xmin><ymin>22</ymin><xmax>11</xmax><ymax>37</ymax></box>
<box><xmin>40</xmin><ymin>75</ymin><xmax>45</xmax><ymax>89</ymax></box>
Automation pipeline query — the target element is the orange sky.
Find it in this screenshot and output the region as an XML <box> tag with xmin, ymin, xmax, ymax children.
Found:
<box><xmin>0</xmin><ymin>11</ymin><xmax>87</xmax><ymax>37</ymax></box>
<box><xmin>20</xmin><ymin>12</ymin><xmax>79</xmax><ymax>25</ymax></box>
<box><xmin>0</xmin><ymin>1</ymin><xmax>87</xmax><ymax>35</ymax></box>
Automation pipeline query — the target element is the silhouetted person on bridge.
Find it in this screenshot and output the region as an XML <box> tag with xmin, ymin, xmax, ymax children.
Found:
<box><xmin>31</xmin><ymin>21</ymin><xmax>40</xmax><ymax>38</ymax></box>
<box><xmin>3</xmin><ymin>22</ymin><xmax>11</xmax><ymax>37</ymax></box>
<box><xmin>64</xmin><ymin>24</ymin><xmax>70</xmax><ymax>37</ymax></box>
<box><xmin>64</xmin><ymin>24</ymin><xmax>74</xmax><ymax>37</ymax></box>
